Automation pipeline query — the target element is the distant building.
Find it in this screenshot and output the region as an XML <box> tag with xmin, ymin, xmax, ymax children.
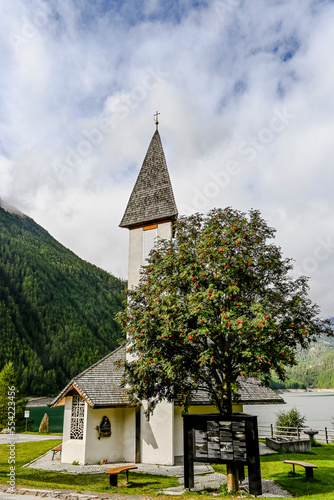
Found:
<box><xmin>51</xmin><ymin>121</ymin><xmax>283</xmax><ymax>465</ymax></box>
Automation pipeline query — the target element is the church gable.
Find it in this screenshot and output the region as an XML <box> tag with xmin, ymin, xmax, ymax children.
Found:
<box><xmin>119</xmin><ymin>130</ymin><xmax>178</xmax><ymax>228</ymax></box>
<box><xmin>50</xmin><ymin>346</ymin><xmax>129</xmax><ymax>408</ymax></box>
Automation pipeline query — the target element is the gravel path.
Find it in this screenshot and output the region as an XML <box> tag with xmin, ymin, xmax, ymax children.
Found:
<box><xmin>23</xmin><ymin>451</ymin><xmax>213</xmax><ymax>476</ymax></box>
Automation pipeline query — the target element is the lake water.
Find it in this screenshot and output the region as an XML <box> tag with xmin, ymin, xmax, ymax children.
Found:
<box><xmin>246</xmin><ymin>391</ymin><xmax>334</xmax><ymax>430</ymax></box>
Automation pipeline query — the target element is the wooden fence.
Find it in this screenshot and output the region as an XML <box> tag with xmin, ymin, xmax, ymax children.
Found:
<box><xmin>258</xmin><ymin>424</ymin><xmax>334</xmax><ymax>444</ymax></box>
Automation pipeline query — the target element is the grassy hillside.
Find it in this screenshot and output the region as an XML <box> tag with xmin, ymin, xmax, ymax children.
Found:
<box><xmin>0</xmin><ymin>206</ymin><xmax>126</xmax><ymax>396</ymax></box>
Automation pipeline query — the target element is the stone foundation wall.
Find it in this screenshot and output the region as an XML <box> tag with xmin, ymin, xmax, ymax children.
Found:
<box><xmin>266</xmin><ymin>437</ymin><xmax>311</xmax><ymax>453</ymax></box>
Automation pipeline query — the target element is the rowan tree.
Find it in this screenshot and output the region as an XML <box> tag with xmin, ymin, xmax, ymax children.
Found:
<box><xmin>117</xmin><ymin>208</ymin><xmax>332</xmax><ymax>416</ymax></box>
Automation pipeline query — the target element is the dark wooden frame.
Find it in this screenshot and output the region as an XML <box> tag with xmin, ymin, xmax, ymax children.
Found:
<box><xmin>183</xmin><ymin>413</ymin><xmax>262</xmax><ymax>495</ymax></box>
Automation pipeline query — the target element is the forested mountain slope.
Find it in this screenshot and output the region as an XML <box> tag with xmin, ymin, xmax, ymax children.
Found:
<box><xmin>0</xmin><ymin>206</ymin><xmax>126</xmax><ymax>396</ymax></box>
<box><xmin>270</xmin><ymin>333</ymin><xmax>334</xmax><ymax>389</ymax></box>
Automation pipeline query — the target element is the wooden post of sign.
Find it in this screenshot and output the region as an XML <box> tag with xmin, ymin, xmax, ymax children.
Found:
<box><xmin>183</xmin><ymin>418</ymin><xmax>195</xmax><ymax>490</ymax></box>
<box><xmin>227</xmin><ymin>464</ymin><xmax>239</xmax><ymax>492</ymax></box>
<box><xmin>245</xmin><ymin>418</ymin><xmax>262</xmax><ymax>496</ymax></box>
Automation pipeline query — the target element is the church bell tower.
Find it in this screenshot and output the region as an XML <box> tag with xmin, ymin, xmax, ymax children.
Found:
<box><xmin>119</xmin><ymin>115</ymin><xmax>178</xmax><ymax>289</ymax></box>
<box><xmin>119</xmin><ymin>115</ymin><xmax>178</xmax><ymax>466</ymax></box>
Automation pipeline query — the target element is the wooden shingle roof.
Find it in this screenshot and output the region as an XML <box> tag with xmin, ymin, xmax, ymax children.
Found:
<box><xmin>51</xmin><ymin>346</ymin><xmax>283</xmax><ymax>408</ymax></box>
<box><xmin>119</xmin><ymin>130</ymin><xmax>178</xmax><ymax>228</ymax></box>
<box><xmin>237</xmin><ymin>378</ymin><xmax>284</xmax><ymax>404</ymax></box>
<box><xmin>181</xmin><ymin>378</ymin><xmax>284</xmax><ymax>406</ymax></box>
<box><xmin>50</xmin><ymin>346</ymin><xmax>129</xmax><ymax>408</ymax></box>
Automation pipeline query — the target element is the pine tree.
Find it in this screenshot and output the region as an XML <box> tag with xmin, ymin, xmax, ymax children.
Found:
<box><xmin>0</xmin><ymin>362</ymin><xmax>26</xmax><ymax>431</ymax></box>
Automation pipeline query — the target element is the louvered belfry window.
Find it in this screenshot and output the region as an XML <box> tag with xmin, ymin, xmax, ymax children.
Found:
<box><xmin>70</xmin><ymin>395</ymin><xmax>85</xmax><ymax>439</ymax></box>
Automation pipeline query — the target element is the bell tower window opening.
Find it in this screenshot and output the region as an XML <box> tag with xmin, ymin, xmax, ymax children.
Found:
<box><xmin>70</xmin><ymin>395</ymin><xmax>85</xmax><ymax>440</ymax></box>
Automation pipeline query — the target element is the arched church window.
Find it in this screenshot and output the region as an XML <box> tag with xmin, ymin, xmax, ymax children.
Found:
<box><xmin>70</xmin><ymin>395</ymin><xmax>85</xmax><ymax>440</ymax></box>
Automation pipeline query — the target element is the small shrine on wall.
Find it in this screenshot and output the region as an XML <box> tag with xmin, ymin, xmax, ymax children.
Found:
<box><xmin>96</xmin><ymin>416</ymin><xmax>111</xmax><ymax>439</ymax></box>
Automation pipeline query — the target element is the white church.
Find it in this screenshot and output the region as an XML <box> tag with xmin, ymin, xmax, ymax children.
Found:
<box><xmin>51</xmin><ymin>120</ymin><xmax>283</xmax><ymax>465</ymax></box>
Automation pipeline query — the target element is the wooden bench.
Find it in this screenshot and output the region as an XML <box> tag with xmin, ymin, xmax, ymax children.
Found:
<box><xmin>51</xmin><ymin>444</ymin><xmax>62</xmax><ymax>460</ymax></box>
<box><xmin>105</xmin><ymin>465</ymin><xmax>138</xmax><ymax>486</ymax></box>
<box><xmin>284</xmin><ymin>460</ymin><xmax>317</xmax><ymax>478</ymax></box>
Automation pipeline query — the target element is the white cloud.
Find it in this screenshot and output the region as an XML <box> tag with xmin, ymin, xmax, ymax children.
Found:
<box><xmin>1</xmin><ymin>0</ymin><xmax>334</xmax><ymax>315</ymax></box>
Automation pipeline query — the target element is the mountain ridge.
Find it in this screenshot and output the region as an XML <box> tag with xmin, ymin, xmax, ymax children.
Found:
<box><xmin>270</xmin><ymin>333</ymin><xmax>334</xmax><ymax>390</ymax></box>
<box><xmin>0</xmin><ymin>198</ymin><xmax>26</xmax><ymax>217</ymax></box>
<box><xmin>0</xmin><ymin>205</ymin><xmax>126</xmax><ymax>396</ymax></box>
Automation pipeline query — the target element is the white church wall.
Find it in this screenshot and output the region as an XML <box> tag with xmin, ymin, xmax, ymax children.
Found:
<box><xmin>126</xmin><ymin>215</ymin><xmax>175</xmax><ymax>465</ymax></box>
<box><xmin>128</xmin><ymin>227</ymin><xmax>143</xmax><ymax>289</ymax></box>
<box><xmin>61</xmin><ymin>397</ymin><xmax>87</xmax><ymax>465</ymax></box>
<box><xmin>123</xmin><ymin>408</ymin><xmax>136</xmax><ymax>462</ymax></box>
<box><xmin>62</xmin><ymin>397</ymin><xmax>72</xmax><ymax>442</ymax></box>
<box><xmin>128</xmin><ymin>221</ymin><xmax>172</xmax><ymax>291</ymax></box>
<box><xmin>141</xmin><ymin>400</ymin><xmax>174</xmax><ymax>465</ymax></box>
<box><xmin>173</xmin><ymin>406</ymin><xmax>184</xmax><ymax>459</ymax></box>
<box><xmin>157</xmin><ymin>221</ymin><xmax>172</xmax><ymax>240</ymax></box>
<box><xmin>62</xmin><ymin>439</ymin><xmax>86</xmax><ymax>464</ymax></box>
<box><xmin>84</xmin><ymin>406</ymin><xmax>127</xmax><ymax>464</ymax></box>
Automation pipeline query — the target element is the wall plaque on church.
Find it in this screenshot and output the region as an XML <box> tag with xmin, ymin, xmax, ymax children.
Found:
<box><xmin>96</xmin><ymin>416</ymin><xmax>111</xmax><ymax>438</ymax></box>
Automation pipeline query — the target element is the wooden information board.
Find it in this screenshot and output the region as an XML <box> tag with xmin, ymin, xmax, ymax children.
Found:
<box><xmin>183</xmin><ymin>413</ymin><xmax>262</xmax><ymax>495</ymax></box>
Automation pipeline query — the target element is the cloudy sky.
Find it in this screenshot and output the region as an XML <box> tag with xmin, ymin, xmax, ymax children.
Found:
<box><xmin>1</xmin><ymin>0</ymin><xmax>334</xmax><ymax>316</ymax></box>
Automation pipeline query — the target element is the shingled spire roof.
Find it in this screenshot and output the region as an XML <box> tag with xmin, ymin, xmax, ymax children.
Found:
<box><xmin>119</xmin><ymin>130</ymin><xmax>178</xmax><ymax>228</ymax></box>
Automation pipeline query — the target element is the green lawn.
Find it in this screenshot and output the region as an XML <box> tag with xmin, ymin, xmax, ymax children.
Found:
<box><xmin>0</xmin><ymin>440</ymin><xmax>178</xmax><ymax>496</ymax></box>
<box><xmin>1</xmin><ymin>439</ymin><xmax>334</xmax><ymax>499</ymax></box>
<box><xmin>214</xmin><ymin>444</ymin><xmax>334</xmax><ymax>499</ymax></box>
<box><xmin>261</xmin><ymin>445</ymin><xmax>334</xmax><ymax>499</ymax></box>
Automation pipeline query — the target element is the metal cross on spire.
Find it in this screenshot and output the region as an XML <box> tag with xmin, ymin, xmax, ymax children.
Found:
<box><xmin>154</xmin><ymin>111</ymin><xmax>160</xmax><ymax>131</ymax></box>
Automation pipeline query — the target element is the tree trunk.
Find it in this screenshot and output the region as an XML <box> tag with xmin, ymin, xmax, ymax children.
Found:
<box><xmin>227</xmin><ymin>464</ymin><xmax>239</xmax><ymax>492</ymax></box>
<box><xmin>222</xmin><ymin>372</ymin><xmax>233</xmax><ymax>414</ymax></box>
<box><xmin>222</xmin><ymin>372</ymin><xmax>238</xmax><ymax>492</ymax></box>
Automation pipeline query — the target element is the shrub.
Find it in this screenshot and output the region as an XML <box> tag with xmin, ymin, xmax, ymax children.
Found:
<box><xmin>285</xmin><ymin>380</ymin><xmax>306</xmax><ymax>390</ymax></box>
<box><xmin>269</xmin><ymin>379</ymin><xmax>286</xmax><ymax>390</ymax></box>
<box><xmin>276</xmin><ymin>407</ymin><xmax>306</xmax><ymax>429</ymax></box>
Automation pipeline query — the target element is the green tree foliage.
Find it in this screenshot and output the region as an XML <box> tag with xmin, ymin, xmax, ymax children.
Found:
<box><xmin>0</xmin><ymin>362</ymin><xmax>26</xmax><ymax>430</ymax></box>
<box><xmin>276</xmin><ymin>407</ymin><xmax>306</xmax><ymax>429</ymax></box>
<box><xmin>0</xmin><ymin>208</ymin><xmax>126</xmax><ymax>396</ymax></box>
<box><xmin>117</xmin><ymin>208</ymin><xmax>333</xmax><ymax>415</ymax></box>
